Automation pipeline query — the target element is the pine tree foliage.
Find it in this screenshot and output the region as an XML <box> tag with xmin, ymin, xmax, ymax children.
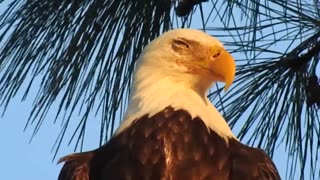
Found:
<box><xmin>0</xmin><ymin>0</ymin><xmax>319</xmax><ymax>179</ymax></box>
<box><xmin>207</xmin><ymin>2</ymin><xmax>320</xmax><ymax>179</ymax></box>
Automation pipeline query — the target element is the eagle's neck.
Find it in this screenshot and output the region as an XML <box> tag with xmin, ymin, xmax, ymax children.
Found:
<box><xmin>115</xmin><ymin>66</ymin><xmax>236</xmax><ymax>141</ymax></box>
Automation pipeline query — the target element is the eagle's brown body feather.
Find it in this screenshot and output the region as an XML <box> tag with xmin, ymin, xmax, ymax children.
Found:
<box><xmin>58</xmin><ymin>107</ymin><xmax>280</xmax><ymax>180</ymax></box>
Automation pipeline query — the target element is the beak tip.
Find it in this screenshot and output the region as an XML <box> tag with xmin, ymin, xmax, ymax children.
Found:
<box><xmin>223</xmin><ymin>77</ymin><xmax>234</xmax><ymax>91</ymax></box>
<box><xmin>224</xmin><ymin>85</ymin><xmax>230</xmax><ymax>91</ymax></box>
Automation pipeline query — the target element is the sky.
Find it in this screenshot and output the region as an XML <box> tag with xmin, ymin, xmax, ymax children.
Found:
<box><xmin>0</xmin><ymin>88</ymin><xmax>106</xmax><ymax>180</ymax></box>
<box><xmin>0</xmin><ymin>100</ymin><xmax>64</xmax><ymax>179</ymax></box>
<box><xmin>0</xmin><ymin>2</ymin><xmax>100</xmax><ymax>179</ymax></box>
<box><xmin>0</xmin><ymin>1</ymin><xmax>318</xmax><ymax>180</ymax></box>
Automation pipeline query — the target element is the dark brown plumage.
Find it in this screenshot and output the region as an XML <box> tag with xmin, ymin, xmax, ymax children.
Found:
<box><xmin>306</xmin><ymin>75</ymin><xmax>320</xmax><ymax>107</ymax></box>
<box><xmin>176</xmin><ymin>0</ymin><xmax>209</xmax><ymax>17</ymax></box>
<box><xmin>58</xmin><ymin>107</ymin><xmax>280</xmax><ymax>180</ymax></box>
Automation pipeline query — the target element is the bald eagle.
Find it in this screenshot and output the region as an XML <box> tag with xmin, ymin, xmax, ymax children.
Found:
<box><xmin>58</xmin><ymin>29</ymin><xmax>281</xmax><ymax>180</ymax></box>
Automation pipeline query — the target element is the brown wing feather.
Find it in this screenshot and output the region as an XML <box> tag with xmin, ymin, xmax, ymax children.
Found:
<box><xmin>230</xmin><ymin>141</ymin><xmax>281</xmax><ymax>180</ymax></box>
<box><xmin>58</xmin><ymin>152</ymin><xmax>93</xmax><ymax>180</ymax></box>
<box><xmin>257</xmin><ymin>150</ymin><xmax>281</xmax><ymax>179</ymax></box>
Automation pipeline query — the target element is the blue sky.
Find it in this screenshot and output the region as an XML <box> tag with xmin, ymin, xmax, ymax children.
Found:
<box><xmin>0</xmin><ymin>1</ymin><xmax>317</xmax><ymax>180</ymax></box>
<box><xmin>0</xmin><ymin>87</ymin><xmax>103</xmax><ymax>180</ymax></box>
<box><xmin>0</xmin><ymin>102</ymin><xmax>63</xmax><ymax>179</ymax></box>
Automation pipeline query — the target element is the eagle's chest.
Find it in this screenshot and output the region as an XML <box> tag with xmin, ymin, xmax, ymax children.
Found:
<box><xmin>102</xmin><ymin>107</ymin><xmax>232</xmax><ymax>180</ymax></box>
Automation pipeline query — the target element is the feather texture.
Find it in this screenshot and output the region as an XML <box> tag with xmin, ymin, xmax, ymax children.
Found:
<box><xmin>58</xmin><ymin>107</ymin><xmax>280</xmax><ymax>180</ymax></box>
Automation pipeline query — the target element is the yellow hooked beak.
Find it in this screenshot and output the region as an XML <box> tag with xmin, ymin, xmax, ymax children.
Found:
<box><xmin>190</xmin><ymin>47</ymin><xmax>235</xmax><ymax>91</ymax></box>
<box><xmin>180</xmin><ymin>46</ymin><xmax>236</xmax><ymax>91</ymax></box>
<box><xmin>208</xmin><ymin>49</ymin><xmax>236</xmax><ymax>91</ymax></box>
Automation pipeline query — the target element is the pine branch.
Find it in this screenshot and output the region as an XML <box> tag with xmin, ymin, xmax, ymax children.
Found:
<box><xmin>0</xmin><ymin>0</ymin><xmax>173</xmax><ymax>156</ymax></box>
<box><xmin>208</xmin><ymin>1</ymin><xmax>320</xmax><ymax>179</ymax></box>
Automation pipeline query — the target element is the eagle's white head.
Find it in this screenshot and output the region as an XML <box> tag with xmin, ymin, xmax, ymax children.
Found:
<box><xmin>116</xmin><ymin>29</ymin><xmax>236</xmax><ymax>140</ymax></box>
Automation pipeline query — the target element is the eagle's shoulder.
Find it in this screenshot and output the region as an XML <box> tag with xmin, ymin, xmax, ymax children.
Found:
<box><xmin>58</xmin><ymin>152</ymin><xmax>93</xmax><ymax>180</ymax></box>
<box><xmin>229</xmin><ymin>139</ymin><xmax>281</xmax><ymax>180</ymax></box>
